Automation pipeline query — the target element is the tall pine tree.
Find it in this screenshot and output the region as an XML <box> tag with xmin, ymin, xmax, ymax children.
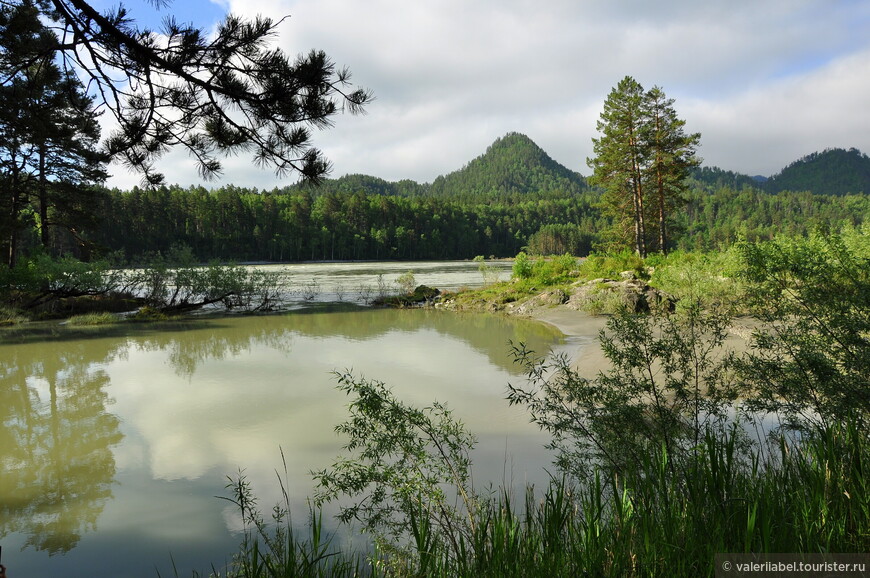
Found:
<box><xmin>588</xmin><ymin>77</ymin><xmax>648</xmax><ymax>256</ymax></box>
<box><xmin>0</xmin><ymin>1</ymin><xmax>107</xmax><ymax>265</ymax></box>
<box><xmin>587</xmin><ymin>77</ymin><xmax>700</xmax><ymax>256</ymax></box>
<box><xmin>645</xmin><ymin>86</ymin><xmax>701</xmax><ymax>253</ymax></box>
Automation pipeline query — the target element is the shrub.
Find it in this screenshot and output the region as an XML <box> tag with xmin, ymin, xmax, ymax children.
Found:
<box><xmin>512</xmin><ymin>252</ymin><xmax>578</xmax><ymax>287</ymax></box>
<box><xmin>512</xmin><ymin>251</ymin><xmax>533</xmax><ymax>280</ymax></box>
<box><xmin>735</xmin><ymin>230</ymin><xmax>870</xmax><ymax>429</ymax></box>
<box><xmin>0</xmin><ymin>255</ymin><xmax>121</xmax><ymax>312</ymax></box>
<box><xmin>124</xmin><ymin>256</ymin><xmax>286</xmax><ymax>313</ymax></box>
<box><xmin>508</xmin><ymin>301</ymin><xmax>738</xmax><ymax>479</ymax></box>
<box><xmin>395</xmin><ymin>270</ymin><xmax>416</xmax><ymax>295</ymax></box>
<box><xmin>578</xmin><ymin>250</ymin><xmax>645</xmax><ymax>280</ymax></box>
<box><xmin>313</xmin><ymin>371</ymin><xmax>477</xmax><ymax>563</ymax></box>
<box><xmin>648</xmin><ymin>248</ymin><xmax>744</xmax><ymax>312</ymax></box>
<box><xmin>474</xmin><ymin>255</ymin><xmax>501</xmax><ymax>285</ymax></box>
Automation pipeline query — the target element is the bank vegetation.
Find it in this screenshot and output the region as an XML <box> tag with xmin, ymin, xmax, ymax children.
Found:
<box><xmin>182</xmin><ymin>226</ymin><xmax>869</xmax><ymax>577</ymax></box>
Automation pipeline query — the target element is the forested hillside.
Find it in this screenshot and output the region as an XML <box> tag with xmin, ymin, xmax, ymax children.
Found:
<box><xmin>91</xmin><ymin>185</ymin><xmax>604</xmax><ymax>262</ymax></box>
<box><xmin>764</xmin><ymin>148</ymin><xmax>870</xmax><ymax>195</ymax></box>
<box><xmin>426</xmin><ymin>132</ymin><xmax>587</xmax><ymax>198</ymax></box>
<box><xmin>689</xmin><ymin>166</ymin><xmax>764</xmax><ymax>191</ymax></box>
<box><xmin>58</xmin><ymin>135</ymin><xmax>870</xmax><ymax>263</ymax></box>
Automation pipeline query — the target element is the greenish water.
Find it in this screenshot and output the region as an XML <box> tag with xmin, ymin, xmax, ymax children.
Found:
<box><xmin>0</xmin><ymin>303</ymin><xmax>580</xmax><ymax>577</ymax></box>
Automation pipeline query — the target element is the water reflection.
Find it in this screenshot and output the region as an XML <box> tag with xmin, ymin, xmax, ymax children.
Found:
<box><xmin>0</xmin><ymin>341</ymin><xmax>124</xmax><ymax>554</ymax></box>
<box><xmin>0</xmin><ymin>307</ymin><xmax>566</xmax><ymax>576</ymax></box>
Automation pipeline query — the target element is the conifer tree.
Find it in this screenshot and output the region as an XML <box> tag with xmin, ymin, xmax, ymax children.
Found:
<box><xmin>588</xmin><ymin>77</ymin><xmax>649</xmax><ymax>256</ymax></box>
<box><xmin>0</xmin><ymin>1</ymin><xmax>106</xmax><ymax>264</ymax></box>
<box><xmin>26</xmin><ymin>0</ymin><xmax>372</xmax><ymax>185</ymax></box>
<box><xmin>587</xmin><ymin>77</ymin><xmax>700</xmax><ymax>256</ymax></box>
<box><xmin>645</xmin><ymin>86</ymin><xmax>701</xmax><ymax>253</ymax></box>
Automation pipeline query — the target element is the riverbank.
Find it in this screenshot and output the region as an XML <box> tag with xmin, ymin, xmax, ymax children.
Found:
<box><xmin>516</xmin><ymin>306</ymin><xmax>611</xmax><ymax>379</ymax></box>
<box><xmin>507</xmin><ymin>298</ymin><xmax>756</xmax><ymax>382</ymax></box>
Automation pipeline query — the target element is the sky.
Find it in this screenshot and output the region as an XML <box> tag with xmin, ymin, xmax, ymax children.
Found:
<box><xmin>89</xmin><ymin>0</ymin><xmax>870</xmax><ymax>190</ymax></box>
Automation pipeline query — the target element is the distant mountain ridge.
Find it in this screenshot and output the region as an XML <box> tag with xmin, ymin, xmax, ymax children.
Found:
<box><xmin>313</xmin><ymin>135</ymin><xmax>867</xmax><ymax>198</ymax></box>
<box><xmin>764</xmin><ymin>148</ymin><xmax>870</xmax><ymax>195</ymax></box>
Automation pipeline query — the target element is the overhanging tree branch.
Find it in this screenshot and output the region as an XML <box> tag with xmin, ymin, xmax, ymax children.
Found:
<box><xmin>34</xmin><ymin>0</ymin><xmax>372</xmax><ymax>185</ymax></box>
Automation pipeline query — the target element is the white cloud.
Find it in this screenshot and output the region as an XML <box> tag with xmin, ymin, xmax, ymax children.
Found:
<box><xmin>101</xmin><ymin>0</ymin><xmax>870</xmax><ymax>187</ymax></box>
<box><xmin>685</xmin><ymin>47</ymin><xmax>870</xmax><ymax>176</ymax></box>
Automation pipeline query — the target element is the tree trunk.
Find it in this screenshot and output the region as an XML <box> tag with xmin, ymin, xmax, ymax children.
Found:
<box><xmin>658</xmin><ymin>187</ymin><xmax>667</xmax><ymax>255</ymax></box>
<box><xmin>635</xmin><ymin>184</ymin><xmax>647</xmax><ymax>258</ymax></box>
<box><xmin>7</xmin><ymin>168</ymin><xmax>22</xmax><ymax>268</ymax></box>
<box><xmin>631</xmin><ymin>155</ymin><xmax>647</xmax><ymax>258</ymax></box>
<box><xmin>7</xmin><ymin>196</ymin><xmax>18</xmax><ymax>267</ymax></box>
<box><xmin>657</xmin><ymin>164</ymin><xmax>667</xmax><ymax>254</ymax></box>
<box><xmin>39</xmin><ymin>143</ymin><xmax>50</xmax><ymax>250</ymax></box>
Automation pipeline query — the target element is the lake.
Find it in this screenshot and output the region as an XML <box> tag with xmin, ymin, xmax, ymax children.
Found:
<box><xmin>0</xmin><ymin>261</ymin><xmax>593</xmax><ymax>577</ymax></box>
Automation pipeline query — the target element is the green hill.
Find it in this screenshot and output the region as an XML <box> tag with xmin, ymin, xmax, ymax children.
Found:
<box><xmin>764</xmin><ymin>148</ymin><xmax>870</xmax><ymax>195</ymax></box>
<box><xmin>426</xmin><ymin>132</ymin><xmax>587</xmax><ymax>197</ymax></box>
<box><xmin>297</xmin><ymin>138</ymin><xmax>868</xmax><ymax>201</ymax></box>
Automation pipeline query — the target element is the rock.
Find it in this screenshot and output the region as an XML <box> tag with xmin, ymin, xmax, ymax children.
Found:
<box><xmin>373</xmin><ymin>285</ymin><xmax>441</xmax><ymax>307</ymax></box>
<box><xmin>568</xmin><ymin>278</ymin><xmax>672</xmax><ymax>314</ymax></box>
<box><xmin>510</xmin><ymin>288</ymin><xmax>569</xmax><ymax>315</ymax></box>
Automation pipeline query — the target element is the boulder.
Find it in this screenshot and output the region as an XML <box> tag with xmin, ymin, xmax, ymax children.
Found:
<box><xmin>373</xmin><ymin>285</ymin><xmax>441</xmax><ymax>307</ymax></box>
<box><xmin>568</xmin><ymin>278</ymin><xmax>673</xmax><ymax>314</ymax></box>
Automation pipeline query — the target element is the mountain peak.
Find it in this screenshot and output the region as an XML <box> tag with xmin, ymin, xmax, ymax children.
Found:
<box><xmin>427</xmin><ymin>132</ymin><xmax>586</xmax><ymax>196</ymax></box>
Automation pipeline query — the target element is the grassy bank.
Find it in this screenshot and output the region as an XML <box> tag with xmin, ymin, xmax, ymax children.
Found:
<box><xmin>439</xmin><ymin>248</ymin><xmax>745</xmax><ymax>317</ymax></box>
<box><xmin>197</xmin><ymin>229</ymin><xmax>868</xmax><ymax>577</ymax></box>
<box><xmin>204</xmin><ymin>419</ymin><xmax>867</xmax><ymax>578</ymax></box>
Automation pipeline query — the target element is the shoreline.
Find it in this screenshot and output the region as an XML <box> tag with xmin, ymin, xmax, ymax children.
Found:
<box><xmin>516</xmin><ymin>305</ymin><xmax>612</xmax><ymax>379</ymax></box>
<box><xmin>519</xmin><ymin>303</ymin><xmax>755</xmax><ymax>381</ymax></box>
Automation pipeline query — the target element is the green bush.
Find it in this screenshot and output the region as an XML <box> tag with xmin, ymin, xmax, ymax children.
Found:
<box><xmin>512</xmin><ymin>252</ymin><xmax>578</xmax><ymax>287</ymax></box>
<box><xmin>577</xmin><ymin>249</ymin><xmax>645</xmax><ymax>280</ymax></box>
<box><xmin>129</xmin><ymin>306</ymin><xmax>171</xmax><ymax>322</ymax></box>
<box><xmin>0</xmin><ymin>255</ymin><xmax>118</xmax><ymax>307</ymax></box>
<box><xmin>474</xmin><ymin>255</ymin><xmax>501</xmax><ymax>285</ymax></box>
<box><xmin>512</xmin><ymin>251</ymin><xmax>533</xmax><ymax>279</ymax></box>
<box><xmin>126</xmin><ymin>255</ymin><xmax>286</xmax><ymax>313</ymax></box>
<box><xmin>313</xmin><ymin>371</ymin><xmax>477</xmax><ymax>561</ymax></box>
<box><xmin>395</xmin><ymin>271</ymin><xmax>416</xmax><ymax>295</ymax></box>
<box><xmin>647</xmin><ymin>248</ymin><xmax>744</xmax><ymax>312</ymax></box>
<box><xmin>735</xmin><ymin>230</ymin><xmax>870</xmax><ymax>428</ymax></box>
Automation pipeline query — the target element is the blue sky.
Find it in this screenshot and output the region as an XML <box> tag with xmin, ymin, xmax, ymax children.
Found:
<box><xmin>89</xmin><ymin>0</ymin><xmax>227</xmax><ymax>30</ymax></box>
<box><xmin>89</xmin><ymin>0</ymin><xmax>870</xmax><ymax>189</ymax></box>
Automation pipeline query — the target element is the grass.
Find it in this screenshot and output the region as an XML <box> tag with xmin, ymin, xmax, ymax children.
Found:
<box><xmin>444</xmin><ymin>249</ymin><xmax>744</xmax><ymax>315</ymax></box>
<box><xmin>66</xmin><ymin>312</ymin><xmax>121</xmax><ymax>326</ymax></box>
<box><xmin>203</xmin><ymin>420</ymin><xmax>868</xmax><ymax>577</ymax></box>
<box><xmin>0</xmin><ymin>305</ymin><xmax>29</xmax><ymax>326</ymax></box>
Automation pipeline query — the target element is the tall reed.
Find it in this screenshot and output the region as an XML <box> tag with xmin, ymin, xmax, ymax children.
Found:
<box><xmin>206</xmin><ymin>421</ymin><xmax>867</xmax><ymax>577</ymax></box>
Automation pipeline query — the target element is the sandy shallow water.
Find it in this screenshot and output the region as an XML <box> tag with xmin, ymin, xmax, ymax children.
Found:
<box><xmin>522</xmin><ymin>307</ymin><xmax>612</xmax><ymax>379</ymax></box>
<box><xmin>521</xmin><ymin>305</ymin><xmax>753</xmax><ymax>380</ymax></box>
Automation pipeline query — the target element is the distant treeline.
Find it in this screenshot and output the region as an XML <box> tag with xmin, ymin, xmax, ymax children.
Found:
<box><xmin>89</xmin><ymin>185</ymin><xmax>605</xmax><ymax>262</ymax></box>
<box><xmin>83</xmin><ymin>179</ymin><xmax>869</xmax><ymax>264</ymax></box>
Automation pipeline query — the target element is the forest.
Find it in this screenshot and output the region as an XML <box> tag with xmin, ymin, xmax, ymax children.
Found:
<box><xmin>1</xmin><ymin>4</ymin><xmax>868</xmax><ymax>575</ymax></box>
<box><xmin>74</xmin><ymin>135</ymin><xmax>869</xmax><ymax>264</ymax></box>
<box><xmin>1</xmin><ymin>0</ymin><xmax>867</xmax><ymax>269</ymax></box>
